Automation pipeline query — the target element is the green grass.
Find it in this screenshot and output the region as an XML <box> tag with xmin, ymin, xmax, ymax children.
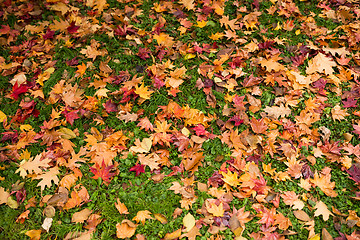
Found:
<box><xmin>1</xmin><ymin>0</ymin><xmax>360</xmax><ymax>239</ymax></box>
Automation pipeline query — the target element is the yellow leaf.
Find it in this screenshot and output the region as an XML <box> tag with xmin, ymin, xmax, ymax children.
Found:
<box><xmin>221</xmin><ymin>170</ymin><xmax>240</xmax><ymax>186</ymax></box>
<box><xmin>94</xmin><ymin>88</ymin><xmax>109</xmax><ymax>99</ymax></box>
<box><xmin>135</xmin><ymin>84</ymin><xmax>154</xmax><ymax>100</ymax></box>
<box><xmin>206</xmin><ymin>201</ymin><xmax>224</xmax><ymax>217</ymax></box>
<box><xmin>0</xmin><ymin>110</ymin><xmax>6</xmax><ymax>122</ymax></box>
<box><xmin>184</xmin><ymin>53</ymin><xmax>196</xmax><ymax>60</ymax></box>
<box><xmin>20</xmin><ymin>124</ymin><xmax>33</xmax><ymax>131</ymax></box>
<box><xmin>183</xmin><ymin>213</ymin><xmax>195</xmax><ymax>232</ymax></box>
<box><xmin>196</xmin><ymin>20</ymin><xmax>207</xmax><ymax>28</ymax></box>
<box><xmin>209</xmin><ymin>32</ymin><xmax>224</xmax><ymax>40</ymax></box>
<box><xmin>309</xmin><ymin>234</ymin><xmax>320</xmax><ymax>240</ymax></box>
<box><xmin>58</xmin><ymin>128</ymin><xmax>77</xmax><ymax>139</ymax></box>
<box><xmin>25</xmin><ymin>229</ymin><xmax>42</xmax><ymax>240</ymax></box>
<box><xmin>274</xmin><ymin>22</ymin><xmax>282</xmax><ymax>30</ymax></box>
<box><xmin>154</xmin><ymin>213</ymin><xmax>168</xmax><ymax>224</ymax></box>
<box><xmin>76</xmin><ymin>62</ymin><xmax>87</xmax><ymax>76</ymax></box>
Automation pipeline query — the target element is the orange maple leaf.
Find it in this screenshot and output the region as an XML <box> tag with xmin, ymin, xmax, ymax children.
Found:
<box><xmin>115</xmin><ymin>198</ymin><xmax>129</xmax><ymax>214</ymax></box>
<box><xmin>133</xmin><ymin>210</ymin><xmax>153</xmax><ymax>225</ymax></box>
<box><xmin>135</xmin><ymin>84</ymin><xmax>154</xmax><ymax>100</ymax></box>
<box><xmin>311</xmin><ymin>171</ymin><xmax>337</xmax><ymax>197</ymax></box>
<box><xmin>250</xmin><ymin>118</ymin><xmax>268</xmax><ymax>134</ymax></box>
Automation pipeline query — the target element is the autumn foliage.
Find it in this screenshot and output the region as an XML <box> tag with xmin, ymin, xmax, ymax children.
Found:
<box><xmin>1</xmin><ymin>0</ymin><xmax>360</xmax><ymax>239</ymax></box>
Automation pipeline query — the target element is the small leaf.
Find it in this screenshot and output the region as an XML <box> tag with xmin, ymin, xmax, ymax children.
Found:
<box><xmin>183</xmin><ymin>213</ymin><xmax>195</xmax><ymax>232</ymax></box>
<box><xmin>164</xmin><ymin>229</ymin><xmax>181</xmax><ymax>240</ymax></box>
<box><xmin>154</xmin><ymin>213</ymin><xmax>168</xmax><ymax>224</ymax></box>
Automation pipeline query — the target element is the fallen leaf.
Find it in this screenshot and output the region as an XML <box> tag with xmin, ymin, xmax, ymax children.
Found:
<box><xmin>183</xmin><ymin>213</ymin><xmax>195</xmax><ymax>232</ymax></box>
<box><xmin>25</xmin><ymin>229</ymin><xmax>42</xmax><ymax>240</ymax></box>
<box><xmin>133</xmin><ymin>210</ymin><xmax>153</xmax><ymax>225</ymax></box>
<box><xmin>116</xmin><ymin>220</ymin><xmax>136</xmax><ymax>239</ymax></box>
<box><xmin>164</xmin><ymin>229</ymin><xmax>181</xmax><ymax>240</ymax></box>
<box><xmin>314</xmin><ymin>201</ymin><xmax>333</xmax><ymax>221</ymax></box>
<box><xmin>154</xmin><ymin>213</ymin><xmax>168</xmax><ymax>224</ymax></box>
<box><xmin>115</xmin><ymin>198</ymin><xmax>129</xmax><ymax>215</ymax></box>
<box><xmin>293</xmin><ymin>210</ymin><xmax>312</xmax><ymax>222</ymax></box>
<box><xmin>72</xmin><ymin>208</ymin><xmax>92</xmax><ymax>223</ymax></box>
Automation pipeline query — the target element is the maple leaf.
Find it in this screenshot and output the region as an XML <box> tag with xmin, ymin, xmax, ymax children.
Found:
<box><xmin>11</xmin><ymin>82</ymin><xmax>30</xmax><ymax>100</ymax></box>
<box><xmin>346</xmin><ymin>165</ymin><xmax>360</xmax><ymax>184</ymax></box>
<box><xmin>263</xmin><ymin>104</ymin><xmax>291</xmax><ymax>119</ymax></box>
<box><xmin>205</xmin><ymin>200</ymin><xmax>225</xmax><ymax>217</ymax></box>
<box><xmin>314</xmin><ymin>201</ymin><xmax>333</xmax><ymax>221</ymax></box>
<box><xmin>179</xmin><ymin>0</ymin><xmax>195</xmax><ymax>10</ymax></box>
<box><xmin>259</xmin><ymin>58</ymin><xmax>285</xmax><ymax>72</ymax></box>
<box><xmin>130</xmin><ymin>138</ymin><xmax>152</xmax><ymax>153</ymax></box>
<box><xmin>35</xmin><ymin>166</ymin><xmax>60</xmax><ymax>191</ymax></box>
<box><xmin>221</xmin><ymin>170</ymin><xmax>240</xmax><ymax>187</ymax></box>
<box><xmin>90</xmin><ymin>161</ymin><xmax>115</xmax><ymax>185</ymax></box>
<box><xmin>62</xmin><ymin>109</ymin><xmax>80</xmax><ymax>125</ymax></box>
<box><xmin>353</xmin><ymin>124</ymin><xmax>360</xmax><ymax>137</ymax></box>
<box><xmin>137</xmin><ymin>117</ymin><xmax>154</xmax><ymax>131</ymax></box>
<box><xmin>16</xmin><ymin>154</ymin><xmax>51</xmax><ymax>178</ymax></box>
<box><xmin>311</xmin><ymin>171</ymin><xmax>337</xmax><ymax>197</ymax></box>
<box><xmin>129</xmin><ymin>164</ymin><xmax>145</xmax><ymax>176</ymax></box>
<box><xmin>274</xmin><ymin>212</ymin><xmax>292</xmax><ymax>230</ymax></box>
<box><xmin>72</xmin><ymin>208</ymin><xmax>92</xmax><ymax>223</ymax></box>
<box><xmin>0</xmin><ymin>187</ymin><xmax>10</xmax><ymax>205</ymax></box>
<box><xmin>256</xmin><ymin>207</ymin><xmax>276</xmax><ymax>228</ymax></box>
<box><xmin>250</xmin><ymin>118</ymin><xmax>268</xmax><ymax>134</ymax></box>
<box><xmin>134</xmin><ymin>84</ymin><xmax>154</xmax><ymax>100</ymax></box>
<box><xmin>133</xmin><ymin>210</ymin><xmax>153</xmax><ymax>225</ymax></box>
<box><xmin>25</xmin><ymin>229</ymin><xmax>41</xmax><ymax>240</ymax></box>
<box><xmin>306</xmin><ymin>53</ymin><xmax>337</xmax><ymax>75</ymax></box>
<box><xmin>331</xmin><ymin>104</ymin><xmax>349</xmax><ymax>121</ymax></box>
<box><xmin>103</xmin><ymin>99</ymin><xmax>118</xmax><ymax>113</ymax></box>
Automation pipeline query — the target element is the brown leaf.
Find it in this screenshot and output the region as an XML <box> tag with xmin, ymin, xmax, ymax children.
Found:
<box><xmin>0</xmin><ymin>187</ymin><xmax>10</xmax><ymax>205</ymax></box>
<box><xmin>322</xmin><ymin>228</ymin><xmax>333</xmax><ymax>240</ymax></box>
<box><xmin>314</xmin><ymin>201</ymin><xmax>333</xmax><ymax>221</ymax></box>
<box><xmin>293</xmin><ymin>210</ymin><xmax>312</xmax><ymax>222</ymax></box>
<box><xmin>72</xmin><ymin>208</ymin><xmax>92</xmax><ymax>223</ymax></box>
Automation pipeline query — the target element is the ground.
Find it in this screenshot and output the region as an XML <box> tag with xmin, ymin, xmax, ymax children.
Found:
<box><xmin>0</xmin><ymin>0</ymin><xmax>360</xmax><ymax>239</ymax></box>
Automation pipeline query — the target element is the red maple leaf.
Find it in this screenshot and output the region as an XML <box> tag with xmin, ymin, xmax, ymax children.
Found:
<box><xmin>193</xmin><ymin>124</ymin><xmax>208</xmax><ymax>136</ymax></box>
<box><xmin>343</xmin><ymin>97</ymin><xmax>357</xmax><ymax>108</ymax></box>
<box><xmin>11</xmin><ymin>82</ymin><xmax>30</xmax><ymax>100</ymax></box>
<box><xmin>90</xmin><ymin>161</ymin><xmax>116</xmax><ymax>184</ymax></box>
<box><xmin>67</xmin><ymin>21</ymin><xmax>80</xmax><ymax>34</ymax></box>
<box><xmin>229</xmin><ymin>115</ymin><xmax>243</xmax><ymax>126</ymax></box>
<box><xmin>62</xmin><ymin>109</ymin><xmax>80</xmax><ymax>125</ymax></box>
<box><xmin>137</xmin><ymin>47</ymin><xmax>151</xmax><ymax>60</ymax></box>
<box><xmin>103</xmin><ymin>99</ymin><xmax>118</xmax><ymax>113</ymax></box>
<box><xmin>129</xmin><ymin>164</ymin><xmax>145</xmax><ymax>176</ymax></box>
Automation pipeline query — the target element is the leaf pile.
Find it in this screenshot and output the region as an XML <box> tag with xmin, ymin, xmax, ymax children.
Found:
<box><xmin>1</xmin><ymin>0</ymin><xmax>360</xmax><ymax>239</ymax></box>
